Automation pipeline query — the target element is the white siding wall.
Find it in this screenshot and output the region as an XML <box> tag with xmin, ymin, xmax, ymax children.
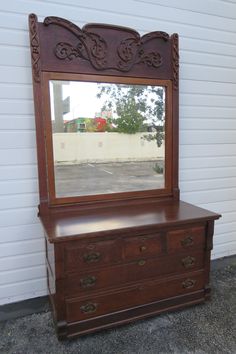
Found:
<box><xmin>0</xmin><ymin>0</ymin><xmax>236</xmax><ymax>305</ymax></box>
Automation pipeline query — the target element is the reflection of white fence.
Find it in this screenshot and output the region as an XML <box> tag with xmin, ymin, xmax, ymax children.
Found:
<box><xmin>53</xmin><ymin>132</ymin><xmax>164</xmax><ymax>164</ymax></box>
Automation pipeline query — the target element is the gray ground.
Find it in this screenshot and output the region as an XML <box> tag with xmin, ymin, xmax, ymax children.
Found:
<box><xmin>0</xmin><ymin>262</ymin><xmax>235</xmax><ymax>354</ymax></box>
<box><xmin>55</xmin><ymin>160</ymin><xmax>164</xmax><ymax>197</ymax></box>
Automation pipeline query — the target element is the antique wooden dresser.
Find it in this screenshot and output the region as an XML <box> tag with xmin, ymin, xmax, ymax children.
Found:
<box><xmin>29</xmin><ymin>14</ymin><xmax>220</xmax><ymax>339</ymax></box>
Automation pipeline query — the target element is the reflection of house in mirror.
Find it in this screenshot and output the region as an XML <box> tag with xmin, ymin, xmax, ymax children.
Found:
<box><xmin>64</xmin><ymin>117</ymin><xmax>108</xmax><ymax>133</ymax></box>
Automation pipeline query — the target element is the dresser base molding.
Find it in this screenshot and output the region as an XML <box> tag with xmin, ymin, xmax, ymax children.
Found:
<box><xmin>55</xmin><ymin>290</ymin><xmax>205</xmax><ymax>339</ymax></box>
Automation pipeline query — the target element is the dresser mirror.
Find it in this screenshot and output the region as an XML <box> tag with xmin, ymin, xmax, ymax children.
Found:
<box><xmin>29</xmin><ymin>14</ymin><xmax>178</xmax><ymax>210</ymax></box>
<box><xmin>46</xmin><ymin>75</ymin><xmax>172</xmax><ymax>199</ymax></box>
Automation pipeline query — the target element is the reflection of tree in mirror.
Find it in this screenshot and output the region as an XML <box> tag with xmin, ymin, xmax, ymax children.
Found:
<box><xmin>96</xmin><ymin>83</ymin><xmax>165</xmax><ymax>147</ymax></box>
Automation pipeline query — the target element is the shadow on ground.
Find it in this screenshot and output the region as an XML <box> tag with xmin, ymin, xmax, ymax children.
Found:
<box><xmin>0</xmin><ymin>264</ymin><xmax>235</xmax><ymax>354</ymax></box>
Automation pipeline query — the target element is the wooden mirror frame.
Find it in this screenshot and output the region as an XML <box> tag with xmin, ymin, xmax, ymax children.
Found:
<box><xmin>29</xmin><ymin>14</ymin><xmax>179</xmax><ymax>214</ymax></box>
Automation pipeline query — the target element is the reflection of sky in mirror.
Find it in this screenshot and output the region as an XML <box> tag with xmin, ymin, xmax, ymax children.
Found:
<box><xmin>49</xmin><ymin>81</ymin><xmax>165</xmax><ymax>124</ymax></box>
<box><xmin>50</xmin><ymin>81</ymin><xmax>108</xmax><ymax>121</ymax></box>
<box><xmin>63</xmin><ymin>82</ymin><xmax>109</xmax><ymax>120</ymax></box>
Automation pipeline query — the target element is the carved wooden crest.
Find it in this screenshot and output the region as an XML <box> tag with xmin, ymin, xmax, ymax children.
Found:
<box><xmin>44</xmin><ymin>16</ymin><xmax>169</xmax><ymax>73</ymax></box>
<box><xmin>29</xmin><ymin>14</ymin><xmax>178</xmax><ymax>88</ymax></box>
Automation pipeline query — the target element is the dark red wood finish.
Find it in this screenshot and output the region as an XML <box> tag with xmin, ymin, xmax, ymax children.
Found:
<box><xmin>29</xmin><ymin>14</ymin><xmax>221</xmax><ymax>339</ymax></box>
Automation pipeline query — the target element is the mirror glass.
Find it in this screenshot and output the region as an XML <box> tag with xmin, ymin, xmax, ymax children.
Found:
<box><xmin>49</xmin><ymin>80</ymin><xmax>166</xmax><ymax>197</ymax></box>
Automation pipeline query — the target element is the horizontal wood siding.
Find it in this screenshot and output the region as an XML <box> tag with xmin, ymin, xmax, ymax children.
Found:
<box><xmin>0</xmin><ymin>0</ymin><xmax>236</xmax><ymax>304</ymax></box>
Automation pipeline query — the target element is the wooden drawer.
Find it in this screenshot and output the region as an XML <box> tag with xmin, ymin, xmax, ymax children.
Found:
<box><xmin>64</xmin><ymin>250</ymin><xmax>204</xmax><ymax>296</ymax></box>
<box><xmin>65</xmin><ymin>271</ymin><xmax>205</xmax><ymax>322</ymax></box>
<box><xmin>64</xmin><ymin>239</ymin><xmax>121</xmax><ymax>272</ymax></box>
<box><xmin>167</xmin><ymin>225</ymin><xmax>205</xmax><ymax>253</ymax></box>
<box><xmin>123</xmin><ymin>233</ymin><xmax>162</xmax><ymax>260</ymax></box>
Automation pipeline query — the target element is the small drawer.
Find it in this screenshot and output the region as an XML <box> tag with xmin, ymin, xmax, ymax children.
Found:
<box><xmin>167</xmin><ymin>226</ymin><xmax>205</xmax><ymax>253</ymax></box>
<box><xmin>65</xmin><ymin>271</ymin><xmax>205</xmax><ymax>322</ymax></box>
<box><xmin>64</xmin><ymin>239</ymin><xmax>121</xmax><ymax>272</ymax></box>
<box><xmin>124</xmin><ymin>233</ymin><xmax>162</xmax><ymax>260</ymax></box>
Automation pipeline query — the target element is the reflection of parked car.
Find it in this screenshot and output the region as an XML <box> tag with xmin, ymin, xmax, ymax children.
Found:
<box><xmin>64</xmin><ymin>118</ymin><xmax>86</xmax><ymax>132</ymax></box>
<box><xmin>64</xmin><ymin>117</ymin><xmax>107</xmax><ymax>132</ymax></box>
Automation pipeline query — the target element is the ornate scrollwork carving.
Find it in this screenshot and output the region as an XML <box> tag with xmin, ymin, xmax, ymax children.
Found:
<box><xmin>44</xmin><ymin>16</ymin><xmax>80</xmax><ymax>32</ymax></box>
<box><xmin>117</xmin><ymin>33</ymin><xmax>166</xmax><ymax>71</ymax></box>
<box><xmin>44</xmin><ymin>16</ymin><xmax>169</xmax><ymax>72</ymax></box>
<box><xmin>55</xmin><ymin>42</ymin><xmax>80</xmax><ymax>60</ymax></box>
<box><xmin>139</xmin><ymin>51</ymin><xmax>162</xmax><ymax>67</ymax></box>
<box><xmin>29</xmin><ymin>14</ymin><xmax>40</xmax><ymax>83</ymax></box>
<box><xmin>172</xmin><ymin>33</ymin><xmax>179</xmax><ymax>90</ymax></box>
<box><xmin>54</xmin><ymin>33</ymin><xmax>107</xmax><ymax>69</ymax></box>
<box><xmin>44</xmin><ymin>16</ymin><xmax>107</xmax><ymax>70</ymax></box>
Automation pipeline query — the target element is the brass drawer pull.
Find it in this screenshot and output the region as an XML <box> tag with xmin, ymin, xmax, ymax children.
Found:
<box><xmin>83</xmin><ymin>252</ymin><xmax>101</xmax><ymax>263</ymax></box>
<box><xmin>138</xmin><ymin>259</ymin><xmax>146</xmax><ymax>266</ymax></box>
<box><xmin>80</xmin><ymin>303</ymin><xmax>98</xmax><ymax>314</ymax></box>
<box><xmin>181</xmin><ymin>236</ymin><xmax>194</xmax><ymax>248</ymax></box>
<box><xmin>182</xmin><ymin>256</ymin><xmax>195</xmax><ymax>268</ymax></box>
<box><xmin>182</xmin><ymin>279</ymin><xmax>197</xmax><ymax>289</ymax></box>
<box><xmin>80</xmin><ymin>275</ymin><xmax>96</xmax><ymax>288</ymax></box>
<box><xmin>140</xmin><ymin>245</ymin><xmax>147</xmax><ymax>252</ymax></box>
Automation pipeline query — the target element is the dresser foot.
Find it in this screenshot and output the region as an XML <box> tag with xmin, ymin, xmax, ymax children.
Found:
<box><xmin>57</xmin><ymin>320</ymin><xmax>68</xmax><ymax>340</ymax></box>
<box><xmin>204</xmin><ymin>285</ymin><xmax>211</xmax><ymax>300</ymax></box>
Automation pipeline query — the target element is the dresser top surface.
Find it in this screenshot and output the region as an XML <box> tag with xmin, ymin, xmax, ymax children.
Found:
<box><xmin>40</xmin><ymin>200</ymin><xmax>220</xmax><ymax>242</ymax></box>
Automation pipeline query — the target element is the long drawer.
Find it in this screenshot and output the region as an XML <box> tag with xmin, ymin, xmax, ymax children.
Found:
<box><xmin>64</xmin><ymin>250</ymin><xmax>205</xmax><ymax>296</ymax></box>
<box><xmin>65</xmin><ymin>270</ymin><xmax>205</xmax><ymax>322</ymax></box>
